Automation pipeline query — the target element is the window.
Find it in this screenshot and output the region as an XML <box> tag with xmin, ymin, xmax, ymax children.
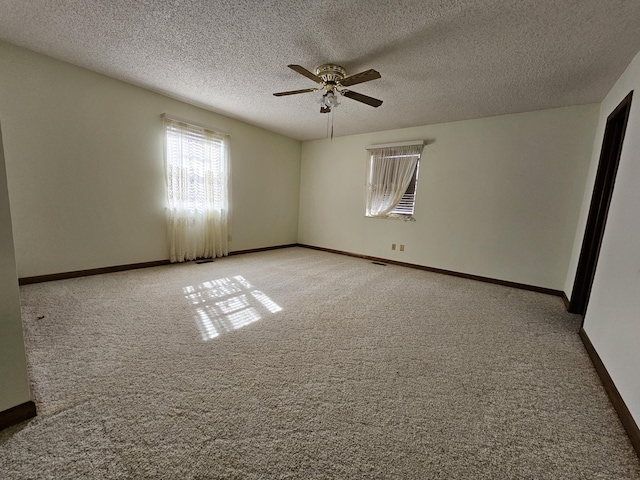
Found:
<box><xmin>389</xmin><ymin>161</ymin><xmax>420</xmax><ymax>216</ymax></box>
<box><xmin>163</xmin><ymin>116</ymin><xmax>230</xmax><ymax>262</ymax></box>
<box><xmin>365</xmin><ymin>143</ymin><xmax>423</xmax><ymax>219</ymax></box>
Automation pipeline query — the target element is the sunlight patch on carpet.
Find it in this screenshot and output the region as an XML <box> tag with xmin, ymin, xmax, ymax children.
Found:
<box><xmin>183</xmin><ymin>275</ymin><xmax>282</xmax><ymax>340</ymax></box>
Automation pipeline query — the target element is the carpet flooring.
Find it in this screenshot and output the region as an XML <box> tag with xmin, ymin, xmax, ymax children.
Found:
<box><xmin>1</xmin><ymin>247</ymin><xmax>639</xmax><ymax>479</ymax></box>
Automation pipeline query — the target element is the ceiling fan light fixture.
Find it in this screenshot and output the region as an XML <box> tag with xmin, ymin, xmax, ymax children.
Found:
<box><xmin>321</xmin><ymin>90</ymin><xmax>340</xmax><ymax>110</ymax></box>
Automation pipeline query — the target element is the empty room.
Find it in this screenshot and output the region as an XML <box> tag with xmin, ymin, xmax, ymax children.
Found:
<box><xmin>1</xmin><ymin>1</ymin><xmax>640</xmax><ymax>478</ymax></box>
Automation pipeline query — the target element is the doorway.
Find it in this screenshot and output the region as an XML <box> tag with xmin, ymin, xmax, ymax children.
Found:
<box><xmin>569</xmin><ymin>91</ymin><xmax>633</xmax><ymax>315</ymax></box>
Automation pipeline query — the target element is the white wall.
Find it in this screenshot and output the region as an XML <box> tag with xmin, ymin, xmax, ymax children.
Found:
<box><xmin>0</xmin><ymin>122</ymin><xmax>31</xmax><ymax>412</ymax></box>
<box><xmin>568</xmin><ymin>50</ymin><xmax>640</xmax><ymax>425</ymax></box>
<box><xmin>299</xmin><ymin>105</ymin><xmax>598</xmax><ymax>290</ymax></box>
<box><xmin>0</xmin><ymin>42</ymin><xmax>301</xmax><ymax>278</ymax></box>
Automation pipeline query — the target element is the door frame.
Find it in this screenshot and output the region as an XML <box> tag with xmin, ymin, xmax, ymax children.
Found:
<box><xmin>569</xmin><ymin>91</ymin><xmax>633</xmax><ymax>316</ymax></box>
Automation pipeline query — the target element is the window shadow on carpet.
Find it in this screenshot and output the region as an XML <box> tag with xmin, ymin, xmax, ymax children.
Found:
<box><xmin>183</xmin><ymin>275</ymin><xmax>282</xmax><ymax>340</ymax></box>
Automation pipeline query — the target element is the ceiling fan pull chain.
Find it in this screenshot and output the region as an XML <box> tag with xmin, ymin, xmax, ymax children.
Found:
<box><xmin>331</xmin><ymin>111</ymin><xmax>334</xmax><ymax>141</ymax></box>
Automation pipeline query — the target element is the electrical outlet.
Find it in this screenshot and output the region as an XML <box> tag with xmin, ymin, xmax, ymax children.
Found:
<box><xmin>400</xmin><ymin>244</ymin><xmax>405</xmax><ymax>252</ymax></box>
<box><xmin>392</xmin><ymin>243</ymin><xmax>396</xmax><ymax>250</ymax></box>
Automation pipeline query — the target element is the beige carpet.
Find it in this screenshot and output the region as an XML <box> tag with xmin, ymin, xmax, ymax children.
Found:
<box><xmin>1</xmin><ymin>247</ymin><xmax>639</xmax><ymax>479</ymax></box>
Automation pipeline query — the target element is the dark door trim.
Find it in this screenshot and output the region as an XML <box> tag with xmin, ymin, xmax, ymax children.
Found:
<box><xmin>569</xmin><ymin>91</ymin><xmax>633</xmax><ymax>316</ymax></box>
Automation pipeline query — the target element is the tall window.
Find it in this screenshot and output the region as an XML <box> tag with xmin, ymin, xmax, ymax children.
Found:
<box><xmin>365</xmin><ymin>143</ymin><xmax>423</xmax><ymax>219</ymax></box>
<box><xmin>164</xmin><ymin>117</ymin><xmax>230</xmax><ymax>263</ymax></box>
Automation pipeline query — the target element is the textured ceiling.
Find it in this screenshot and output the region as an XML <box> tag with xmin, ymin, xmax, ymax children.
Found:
<box><xmin>1</xmin><ymin>0</ymin><xmax>640</xmax><ymax>140</ymax></box>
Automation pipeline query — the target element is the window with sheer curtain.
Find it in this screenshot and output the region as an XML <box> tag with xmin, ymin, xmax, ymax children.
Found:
<box><xmin>365</xmin><ymin>143</ymin><xmax>423</xmax><ymax>219</ymax></box>
<box><xmin>163</xmin><ymin>117</ymin><xmax>230</xmax><ymax>263</ymax></box>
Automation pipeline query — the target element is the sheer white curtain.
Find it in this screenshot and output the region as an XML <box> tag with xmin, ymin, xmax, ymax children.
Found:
<box><xmin>366</xmin><ymin>145</ymin><xmax>422</xmax><ymax>217</ymax></box>
<box><xmin>164</xmin><ymin>118</ymin><xmax>230</xmax><ymax>263</ymax></box>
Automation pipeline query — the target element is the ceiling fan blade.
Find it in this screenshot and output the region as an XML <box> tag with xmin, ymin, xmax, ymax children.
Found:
<box><xmin>288</xmin><ymin>64</ymin><xmax>323</xmax><ymax>84</ymax></box>
<box><xmin>342</xmin><ymin>90</ymin><xmax>383</xmax><ymax>107</ymax></box>
<box><xmin>273</xmin><ymin>88</ymin><xmax>317</xmax><ymax>97</ymax></box>
<box><xmin>339</xmin><ymin>69</ymin><xmax>381</xmax><ymax>87</ymax></box>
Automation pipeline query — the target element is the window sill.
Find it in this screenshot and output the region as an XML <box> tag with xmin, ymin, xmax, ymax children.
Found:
<box><xmin>365</xmin><ymin>214</ymin><xmax>416</xmax><ymax>222</ymax></box>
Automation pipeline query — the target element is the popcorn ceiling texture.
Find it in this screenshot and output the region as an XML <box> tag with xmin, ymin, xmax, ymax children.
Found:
<box><xmin>0</xmin><ymin>0</ymin><xmax>639</xmax><ymax>140</ymax></box>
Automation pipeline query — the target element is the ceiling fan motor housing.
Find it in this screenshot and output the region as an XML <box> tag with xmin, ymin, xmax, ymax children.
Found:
<box><xmin>316</xmin><ymin>64</ymin><xmax>346</xmax><ymax>85</ymax></box>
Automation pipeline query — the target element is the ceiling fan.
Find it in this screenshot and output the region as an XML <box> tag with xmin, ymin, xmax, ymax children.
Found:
<box><xmin>274</xmin><ymin>64</ymin><xmax>383</xmax><ymax>113</ymax></box>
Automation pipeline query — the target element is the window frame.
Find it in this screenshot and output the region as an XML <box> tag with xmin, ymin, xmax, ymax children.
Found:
<box><xmin>162</xmin><ymin>114</ymin><xmax>231</xmax><ymax>262</ymax></box>
<box><xmin>364</xmin><ymin>141</ymin><xmax>424</xmax><ymax>220</ymax></box>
